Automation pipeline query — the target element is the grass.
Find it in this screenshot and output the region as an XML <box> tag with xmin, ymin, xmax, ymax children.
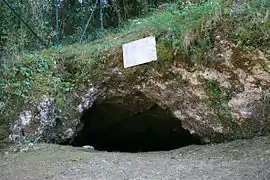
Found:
<box><xmin>0</xmin><ymin>0</ymin><xmax>270</xmax><ymax>141</ymax></box>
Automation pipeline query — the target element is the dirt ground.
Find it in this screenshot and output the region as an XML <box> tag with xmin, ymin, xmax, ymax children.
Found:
<box><xmin>0</xmin><ymin>136</ymin><xmax>270</xmax><ymax>180</ymax></box>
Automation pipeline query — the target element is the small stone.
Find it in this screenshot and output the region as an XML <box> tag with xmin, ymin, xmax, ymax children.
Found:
<box><xmin>221</xmin><ymin>81</ymin><xmax>232</xmax><ymax>89</ymax></box>
<box><xmin>65</xmin><ymin>128</ymin><xmax>74</xmax><ymax>139</ymax></box>
<box><xmin>240</xmin><ymin>108</ymin><xmax>254</xmax><ymax>119</ymax></box>
<box><xmin>112</xmin><ymin>67</ymin><xmax>119</xmax><ymax>73</ymax></box>
<box><xmin>20</xmin><ymin>146</ymin><xmax>29</xmax><ymax>152</ymax></box>
<box><xmin>217</xmin><ymin>54</ymin><xmax>224</xmax><ymax>58</ymax></box>
<box><xmin>83</xmin><ymin>145</ymin><xmax>95</xmax><ymax>150</ymax></box>
<box><xmin>13</xmin><ymin>148</ymin><xmax>19</xmax><ymax>153</ymax></box>
<box><xmin>33</xmin><ymin>146</ymin><xmax>40</xmax><ymax>150</ymax></box>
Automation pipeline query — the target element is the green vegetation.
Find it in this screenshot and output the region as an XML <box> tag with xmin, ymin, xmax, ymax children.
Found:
<box><xmin>263</xmin><ymin>120</ymin><xmax>270</xmax><ymax>136</ymax></box>
<box><xmin>204</xmin><ymin>80</ymin><xmax>222</xmax><ymax>108</ymax></box>
<box><xmin>0</xmin><ymin>0</ymin><xmax>270</xmax><ymax>141</ymax></box>
<box><xmin>70</xmin><ymin>157</ymin><xmax>82</xmax><ymax>162</ymax></box>
<box><xmin>204</xmin><ymin>79</ymin><xmax>239</xmax><ymax>131</ymax></box>
<box><xmin>0</xmin><ymin>0</ymin><xmax>175</xmax><ymax>65</ymax></box>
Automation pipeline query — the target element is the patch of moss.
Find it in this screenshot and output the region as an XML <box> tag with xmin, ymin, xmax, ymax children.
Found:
<box><xmin>204</xmin><ymin>79</ymin><xmax>240</xmax><ymax>132</ymax></box>
<box><xmin>205</xmin><ymin>80</ymin><xmax>221</xmax><ymax>100</ymax></box>
<box><xmin>262</xmin><ymin>119</ymin><xmax>270</xmax><ymax>136</ymax></box>
<box><xmin>157</xmin><ymin>40</ymin><xmax>174</xmax><ymax>62</ymax></box>
<box><xmin>0</xmin><ymin>94</ymin><xmax>24</xmax><ymax>142</ymax></box>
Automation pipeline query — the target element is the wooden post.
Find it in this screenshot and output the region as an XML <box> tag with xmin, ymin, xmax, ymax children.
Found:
<box><xmin>99</xmin><ymin>0</ymin><xmax>103</xmax><ymax>30</ymax></box>
<box><xmin>56</xmin><ymin>0</ymin><xmax>59</xmax><ymax>46</ymax></box>
<box><xmin>234</xmin><ymin>0</ymin><xmax>238</xmax><ymax>6</ymax></box>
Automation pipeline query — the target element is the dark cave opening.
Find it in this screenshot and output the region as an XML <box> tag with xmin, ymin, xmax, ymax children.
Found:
<box><xmin>71</xmin><ymin>93</ymin><xmax>202</xmax><ymax>152</ymax></box>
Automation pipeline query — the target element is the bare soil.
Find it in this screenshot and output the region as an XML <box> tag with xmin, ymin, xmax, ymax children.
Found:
<box><xmin>0</xmin><ymin>136</ymin><xmax>270</xmax><ymax>180</ymax></box>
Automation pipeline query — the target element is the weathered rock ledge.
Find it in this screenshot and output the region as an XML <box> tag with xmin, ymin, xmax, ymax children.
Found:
<box><xmin>8</xmin><ymin>38</ymin><xmax>270</xmax><ymax>146</ymax></box>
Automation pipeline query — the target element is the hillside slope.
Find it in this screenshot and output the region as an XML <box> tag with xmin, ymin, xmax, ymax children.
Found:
<box><xmin>0</xmin><ymin>0</ymin><xmax>270</xmax><ymax>146</ymax></box>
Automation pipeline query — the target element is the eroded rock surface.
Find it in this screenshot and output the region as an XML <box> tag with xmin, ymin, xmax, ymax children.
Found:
<box><xmin>8</xmin><ymin>38</ymin><xmax>270</xmax><ymax>145</ymax></box>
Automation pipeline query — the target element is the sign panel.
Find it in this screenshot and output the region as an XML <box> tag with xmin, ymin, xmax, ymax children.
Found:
<box><xmin>122</xmin><ymin>36</ymin><xmax>157</xmax><ymax>68</ymax></box>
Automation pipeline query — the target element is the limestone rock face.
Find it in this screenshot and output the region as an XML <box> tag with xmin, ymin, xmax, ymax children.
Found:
<box><xmin>9</xmin><ymin>87</ymin><xmax>100</xmax><ymax>144</ymax></box>
<box><xmin>8</xmin><ymin>40</ymin><xmax>270</xmax><ymax>144</ymax></box>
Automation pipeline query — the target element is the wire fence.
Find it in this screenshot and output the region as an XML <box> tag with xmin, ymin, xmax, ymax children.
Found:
<box><xmin>0</xmin><ymin>0</ymin><xmax>177</xmax><ymax>63</ymax></box>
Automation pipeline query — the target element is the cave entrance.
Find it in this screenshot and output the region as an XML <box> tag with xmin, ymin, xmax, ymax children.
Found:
<box><xmin>71</xmin><ymin>92</ymin><xmax>202</xmax><ymax>152</ymax></box>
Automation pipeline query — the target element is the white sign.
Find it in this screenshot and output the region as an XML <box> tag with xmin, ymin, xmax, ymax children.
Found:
<box><xmin>122</xmin><ymin>36</ymin><xmax>157</xmax><ymax>68</ymax></box>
